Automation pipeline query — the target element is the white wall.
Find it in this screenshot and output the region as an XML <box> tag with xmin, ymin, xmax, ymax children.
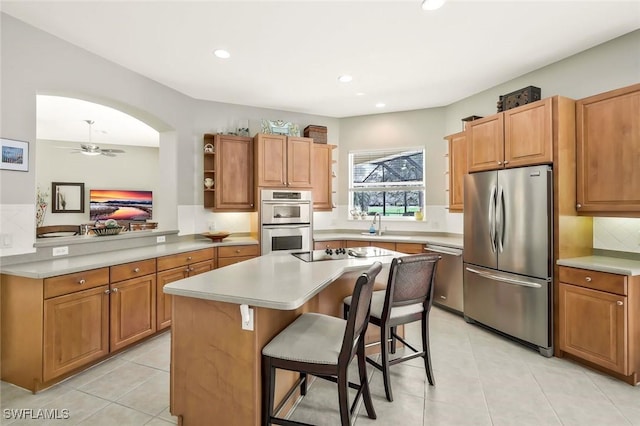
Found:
<box><xmin>35</xmin><ymin>140</ymin><xmax>159</xmax><ymax>226</ymax></box>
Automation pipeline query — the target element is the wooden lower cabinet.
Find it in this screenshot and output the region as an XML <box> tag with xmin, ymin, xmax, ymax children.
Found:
<box><xmin>217</xmin><ymin>244</ymin><xmax>259</xmax><ymax>268</ymax></box>
<box><xmin>156</xmin><ymin>259</ymin><xmax>215</xmax><ymax>330</ymax></box>
<box><xmin>396</xmin><ymin>243</ymin><xmax>424</xmax><ymax>254</ymax></box>
<box><xmin>314</xmin><ymin>240</ymin><xmax>344</xmax><ymax>250</ymax></box>
<box><xmin>558</xmin><ymin>266</ymin><xmax>639</xmax><ymax>384</ymax></box>
<box><xmin>43</xmin><ymin>285</ymin><xmax>110</xmax><ymax>382</ymax></box>
<box><xmin>110</xmin><ymin>274</ymin><xmax>157</xmax><ymax>352</ymax></box>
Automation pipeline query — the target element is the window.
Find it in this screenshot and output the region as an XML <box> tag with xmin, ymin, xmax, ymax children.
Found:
<box><xmin>349</xmin><ymin>147</ymin><xmax>425</xmax><ymax>218</ymax></box>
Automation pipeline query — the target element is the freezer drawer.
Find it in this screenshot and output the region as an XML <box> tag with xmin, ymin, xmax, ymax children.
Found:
<box><xmin>425</xmin><ymin>245</ymin><xmax>463</xmax><ymax>314</ymax></box>
<box><xmin>464</xmin><ymin>264</ymin><xmax>552</xmax><ymax>355</ymax></box>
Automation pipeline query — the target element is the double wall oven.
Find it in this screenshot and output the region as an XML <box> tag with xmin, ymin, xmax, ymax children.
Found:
<box><xmin>260</xmin><ymin>189</ymin><xmax>312</xmax><ymax>255</ymax></box>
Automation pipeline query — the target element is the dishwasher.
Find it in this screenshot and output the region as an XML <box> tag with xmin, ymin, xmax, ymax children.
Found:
<box><xmin>424</xmin><ymin>244</ymin><xmax>464</xmax><ymax>314</ymax></box>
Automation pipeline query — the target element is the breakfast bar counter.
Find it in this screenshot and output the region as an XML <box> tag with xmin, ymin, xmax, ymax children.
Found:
<box><xmin>163</xmin><ymin>250</ymin><xmax>401</xmax><ymax>426</ymax></box>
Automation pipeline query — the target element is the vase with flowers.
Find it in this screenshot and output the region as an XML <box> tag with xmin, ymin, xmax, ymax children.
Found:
<box><xmin>36</xmin><ymin>186</ymin><xmax>49</xmax><ymax>227</ymax></box>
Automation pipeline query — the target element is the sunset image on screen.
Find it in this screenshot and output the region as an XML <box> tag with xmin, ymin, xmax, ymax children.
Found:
<box><xmin>90</xmin><ymin>190</ymin><xmax>152</xmax><ymax>221</ymax></box>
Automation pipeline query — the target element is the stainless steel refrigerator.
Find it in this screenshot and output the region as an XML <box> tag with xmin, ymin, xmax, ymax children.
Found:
<box><xmin>463</xmin><ymin>164</ymin><xmax>553</xmax><ymax>356</ymax></box>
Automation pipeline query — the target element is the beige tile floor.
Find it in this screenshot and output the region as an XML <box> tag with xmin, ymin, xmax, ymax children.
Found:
<box><xmin>2</xmin><ymin>307</ymin><xmax>639</xmax><ymax>425</ymax></box>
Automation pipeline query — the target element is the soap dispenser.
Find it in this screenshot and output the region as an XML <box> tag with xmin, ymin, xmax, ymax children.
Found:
<box><xmin>369</xmin><ymin>224</ymin><xmax>376</xmax><ymax>234</ymax></box>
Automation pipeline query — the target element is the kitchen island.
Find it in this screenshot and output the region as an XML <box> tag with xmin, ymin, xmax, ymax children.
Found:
<box><xmin>163</xmin><ymin>250</ymin><xmax>402</xmax><ymax>426</ymax></box>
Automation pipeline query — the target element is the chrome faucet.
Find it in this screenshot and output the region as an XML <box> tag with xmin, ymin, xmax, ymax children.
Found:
<box><xmin>372</xmin><ymin>212</ymin><xmax>382</xmax><ymax>235</ymax></box>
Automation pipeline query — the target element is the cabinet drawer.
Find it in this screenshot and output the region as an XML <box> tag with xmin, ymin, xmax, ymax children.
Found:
<box><xmin>314</xmin><ymin>240</ymin><xmax>344</xmax><ymax>250</ymax></box>
<box><xmin>218</xmin><ymin>256</ymin><xmax>255</xmax><ymax>268</ymax></box>
<box><xmin>218</xmin><ymin>245</ymin><xmax>259</xmax><ymax>258</ymax></box>
<box><xmin>44</xmin><ymin>268</ymin><xmax>110</xmax><ymax>299</ymax></box>
<box><xmin>157</xmin><ymin>248</ymin><xmax>215</xmax><ymax>271</ymax></box>
<box><xmin>396</xmin><ymin>243</ymin><xmax>424</xmax><ymax>254</ymax></box>
<box><xmin>559</xmin><ymin>267</ymin><xmax>627</xmax><ymax>295</ymax></box>
<box><xmin>110</xmin><ymin>259</ymin><xmax>156</xmax><ymax>283</ymax></box>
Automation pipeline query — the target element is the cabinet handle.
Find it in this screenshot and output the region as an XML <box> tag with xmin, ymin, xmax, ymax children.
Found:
<box><xmin>576</xmin><ymin>203</ymin><xmax>582</xmax><ymax>209</ymax></box>
<box><xmin>112</xmin><ymin>288</ymin><xmax>119</xmax><ymax>293</ymax></box>
<box><xmin>187</xmin><ymin>256</ymin><xmax>192</xmax><ymax>261</ymax></box>
<box><xmin>133</xmin><ymin>267</ymin><xmax>140</xmax><ymax>273</ymax></box>
<box><xmin>78</xmin><ymin>279</ymin><xmax>86</xmax><ymax>285</ymax></box>
<box><xmin>617</xmin><ymin>301</ymin><xmax>623</xmax><ymax>306</ymax></box>
<box><xmin>498</xmin><ymin>161</ymin><xmax>502</xmax><ymax>165</ymax></box>
<box><xmin>585</xmin><ymin>277</ymin><xmax>592</xmax><ymax>282</ymax></box>
<box><xmin>189</xmin><ymin>267</ymin><xmax>194</xmax><ymax>272</ymax></box>
<box><xmin>104</xmin><ymin>289</ymin><xmax>111</xmax><ymax>295</ymax></box>
<box><xmin>235</xmin><ymin>249</ymin><xmax>241</xmax><ymax>254</ymax></box>
<box><xmin>504</xmin><ymin>160</ymin><xmax>509</xmax><ymax>164</ymax></box>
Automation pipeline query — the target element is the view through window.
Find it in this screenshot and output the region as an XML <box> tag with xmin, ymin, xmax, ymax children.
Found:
<box><xmin>349</xmin><ymin>147</ymin><xmax>425</xmax><ymax>218</ymax></box>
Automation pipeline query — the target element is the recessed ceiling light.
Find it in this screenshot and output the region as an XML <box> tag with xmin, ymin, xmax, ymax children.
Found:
<box><xmin>213</xmin><ymin>49</ymin><xmax>230</xmax><ymax>59</ymax></box>
<box><xmin>421</xmin><ymin>0</ymin><xmax>446</xmax><ymax>11</ymax></box>
<box><xmin>375</xmin><ymin>102</ymin><xmax>386</xmax><ymax>108</ymax></box>
<box><xmin>338</xmin><ymin>75</ymin><xmax>353</xmax><ymax>83</ymax></box>
<box><xmin>356</xmin><ymin>92</ymin><xmax>365</xmax><ymax>96</ymax></box>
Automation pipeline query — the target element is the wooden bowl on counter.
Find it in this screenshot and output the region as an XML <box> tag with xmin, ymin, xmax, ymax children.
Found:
<box><xmin>201</xmin><ymin>232</ymin><xmax>231</xmax><ymax>242</ymax></box>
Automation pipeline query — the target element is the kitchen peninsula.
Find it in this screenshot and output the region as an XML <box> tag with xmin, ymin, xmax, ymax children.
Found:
<box><xmin>164</xmin><ymin>249</ymin><xmax>402</xmax><ymax>426</ymax></box>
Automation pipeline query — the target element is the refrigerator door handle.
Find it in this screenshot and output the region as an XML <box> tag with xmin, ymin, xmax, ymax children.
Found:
<box><xmin>496</xmin><ymin>186</ymin><xmax>505</xmax><ymax>253</ymax></box>
<box><xmin>489</xmin><ymin>185</ymin><xmax>497</xmax><ymax>253</ymax></box>
<box><xmin>465</xmin><ymin>267</ymin><xmax>543</xmax><ymax>289</ymax></box>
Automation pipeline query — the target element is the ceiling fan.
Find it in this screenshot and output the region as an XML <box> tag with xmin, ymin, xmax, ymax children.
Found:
<box><xmin>64</xmin><ymin>120</ymin><xmax>126</xmax><ymax>157</ymax></box>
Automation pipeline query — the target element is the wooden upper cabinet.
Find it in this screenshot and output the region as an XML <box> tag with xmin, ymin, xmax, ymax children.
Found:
<box><xmin>504</xmin><ymin>98</ymin><xmax>553</xmax><ymax>168</ymax></box>
<box><xmin>467</xmin><ymin>114</ymin><xmax>504</xmax><ymax>172</ymax></box>
<box><xmin>255</xmin><ymin>134</ymin><xmax>313</xmax><ymax>188</ymax></box>
<box><xmin>204</xmin><ymin>134</ymin><xmax>254</xmax><ymax>211</ymax></box>
<box><xmin>467</xmin><ymin>98</ymin><xmax>553</xmax><ymax>173</ymax></box>
<box><xmin>312</xmin><ymin>144</ymin><xmax>335</xmax><ymax>211</ymax></box>
<box><xmin>576</xmin><ymin>83</ymin><xmax>640</xmax><ymax>215</ymax></box>
<box><xmin>445</xmin><ymin>132</ymin><xmax>467</xmax><ymax>212</ymax></box>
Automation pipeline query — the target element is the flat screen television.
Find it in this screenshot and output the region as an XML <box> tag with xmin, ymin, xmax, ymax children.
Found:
<box><xmin>90</xmin><ymin>189</ymin><xmax>152</xmax><ymax>222</ymax></box>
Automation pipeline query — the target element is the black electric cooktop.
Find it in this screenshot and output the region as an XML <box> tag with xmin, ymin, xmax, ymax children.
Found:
<box><xmin>291</xmin><ymin>247</ymin><xmax>395</xmax><ymax>262</ymax></box>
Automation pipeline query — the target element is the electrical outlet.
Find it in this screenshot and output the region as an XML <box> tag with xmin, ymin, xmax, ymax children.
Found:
<box><xmin>0</xmin><ymin>233</ymin><xmax>12</xmax><ymax>248</ymax></box>
<box><xmin>52</xmin><ymin>246</ymin><xmax>69</xmax><ymax>256</ymax></box>
<box><xmin>241</xmin><ymin>307</ymin><xmax>254</xmax><ymax>331</ymax></box>
<box><xmin>156</xmin><ymin>236</ymin><xmax>166</xmax><ymax>243</ymax></box>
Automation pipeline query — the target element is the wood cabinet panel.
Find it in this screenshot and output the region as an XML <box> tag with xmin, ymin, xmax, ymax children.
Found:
<box><xmin>287</xmin><ymin>137</ymin><xmax>314</xmax><ymax>188</ymax></box>
<box><xmin>467</xmin><ymin>114</ymin><xmax>504</xmax><ymax>172</ymax></box>
<box><xmin>312</xmin><ymin>144</ymin><xmax>335</xmax><ymax>210</ymax></box>
<box><xmin>215</xmin><ymin>135</ymin><xmax>254</xmax><ymax>211</ymax></box>
<box><xmin>218</xmin><ymin>256</ymin><xmax>256</xmax><ymax>268</ymax></box>
<box><xmin>395</xmin><ymin>243</ymin><xmax>424</xmax><ymax>254</ymax></box>
<box><xmin>559</xmin><ymin>267</ymin><xmax>627</xmax><ymax>295</ymax></box>
<box><xmin>218</xmin><ymin>245</ymin><xmax>260</xmax><ymax>258</ymax></box>
<box><xmin>344</xmin><ymin>240</ymin><xmax>369</xmax><ymax>248</ymax></box>
<box><xmin>110</xmin><ymin>274</ymin><xmax>157</xmax><ymax>352</ymax></box>
<box><xmin>370</xmin><ymin>241</ymin><xmax>396</xmax><ymax>250</ymax></box>
<box><xmin>43</xmin><ymin>285</ymin><xmax>109</xmax><ymax>381</ymax></box>
<box><xmin>44</xmin><ymin>268</ymin><xmax>109</xmax><ymax>299</ymax></box>
<box><xmin>314</xmin><ymin>240</ymin><xmax>344</xmax><ymax>250</ymax></box>
<box><xmin>256</xmin><ymin>134</ymin><xmax>288</xmax><ymax>187</ymax></box>
<box><xmin>156</xmin><ymin>267</ymin><xmax>188</xmax><ymax>331</ymax></box>
<box><xmin>504</xmin><ymin>98</ymin><xmax>553</xmax><ymax>168</ymax></box>
<box><xmin>157</xmin><ymin>248</ymin><xmax>215</xmax><ymax>271</ymax></box>
<box><xmin>446</xmin><ymin>132</ymin><xmax>467</xmax><ymax>212</ymax></box>
<box><xmin>559</xmin><ymin>282</ymin><xmax>627</xmax><ymax>374</ymax></box>
<box><xmin>576</xmin><ymin>83</ymin><xmax>640</xmax><ymax>215</ymax></box>
<box><xmin>110</xmin><ymin>259</ymin><xmax>156</xmax><ymax>283</ymax></box>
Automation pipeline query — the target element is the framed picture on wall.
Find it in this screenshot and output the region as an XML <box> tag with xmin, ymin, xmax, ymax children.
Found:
<box><xmin>1</xmin><ymin>138</ymin><xmax>29</xmax><ymax>172</ymax></box>
<box><xmin>52</xmin><ymin>182</ymin><xmax>85</xmax><ymax>213</ymax></box>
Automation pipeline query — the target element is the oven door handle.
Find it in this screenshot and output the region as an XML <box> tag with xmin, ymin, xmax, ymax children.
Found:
<box><xmin>262</xmin><ymin>200</ymin><xmax>311</xmax><ymax>205</ymax></box>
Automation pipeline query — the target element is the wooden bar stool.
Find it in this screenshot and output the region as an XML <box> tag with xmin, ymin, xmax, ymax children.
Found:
<box><xmin>262</xmin><ymin>262</ymin><xmax>382</xmax><ymax>426</ymax></box>
<box><xmin>343</xmin><ymin>253</ymin><xmax>440</xmax><ymax>402</ymax></box>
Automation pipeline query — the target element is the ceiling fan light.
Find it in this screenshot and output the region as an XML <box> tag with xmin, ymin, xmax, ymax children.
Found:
<box><xmin>421</xmin><ymin>0</ymin><xmax>446</xmax><ymax>11</ymax></box>
<box><xmin>81</xmin><ymin>151</ymin><xmax>101</xmax><ymax>156</ymax></box>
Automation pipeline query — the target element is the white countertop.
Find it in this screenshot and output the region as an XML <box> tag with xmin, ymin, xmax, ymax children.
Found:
<box><xmin>557</xmin><ymin>256</ymin><xmax>640</xmax><ymax>276</ymax></box>
<box><xmin>0</xmin><ymin>237</ymin><xmax>257</xmax><ymax>279</ymax></box>
<box><xmin>163</xmin><ymin>250</ymin><xmax>401</xmax><ymax>310</ymax></box>
<box><xmin>314</xmin><ymin>232</ymin><xmax>464</xmax><ymax>249</ymax></box>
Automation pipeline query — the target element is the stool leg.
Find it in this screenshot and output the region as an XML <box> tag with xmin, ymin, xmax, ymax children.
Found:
<box><xmin>301</xmin><ymin>372</ymin><xmax>307</xmax><ymax>396</ymax></box>
<box><xmin>358</xmin><ymin>336</ymin><xmax>376</xmax><ymax>419</ymax></box>
<box><xmin>337</xmin><ymin>367</ymin><xmax>350</xmax><ymax>426</ymax></box>
<box><xmin>421</xmin><ymin>314</ymin><xmax>435</xmax><ymax>386</ymax></box>
<box><xmin>390</xmin><ymin>326</ymin><xmax>397</xmax><ymax>354</ymax></box>
<box><xmin>380</xmin><ymin>325</ymin><xmax>394</xmax><ymax>402</ymax></box>
<box><xmin>262</xmin><ymin>357</ymin><xmax>275</xmax><ymax>425</ymax></box>
<box><xmin>342</xmin><ymin>303</ymin><xmax>349</xmax><ymax>320</ymax></box>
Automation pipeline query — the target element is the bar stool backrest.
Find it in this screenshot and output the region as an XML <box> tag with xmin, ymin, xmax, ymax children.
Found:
<box><xmin>382</xmin><ymin>254</ymin><xmax>440</xmax><ymax>320</ymax></box>
<box><xmin>339</xmin><ymin>262</ymin><xmax>382</xmax><ymax>365</ymax></box>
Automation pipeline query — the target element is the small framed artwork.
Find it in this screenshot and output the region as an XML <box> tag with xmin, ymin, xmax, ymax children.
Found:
<box><xmin>52</xmin><ymin>182</ymin><xmax>85</xmax><ymax>213</ymax></box>
<box><xmin>1</xmin><ymin>138</ymin><xmax>29</xmax><ymax>172</ymax></box>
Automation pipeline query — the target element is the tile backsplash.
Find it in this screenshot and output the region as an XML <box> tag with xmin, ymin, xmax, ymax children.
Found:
<box><xmin>593</xmin><ymin>217</ymin><xmax>640</xmax><ymax>254</ymax></box>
